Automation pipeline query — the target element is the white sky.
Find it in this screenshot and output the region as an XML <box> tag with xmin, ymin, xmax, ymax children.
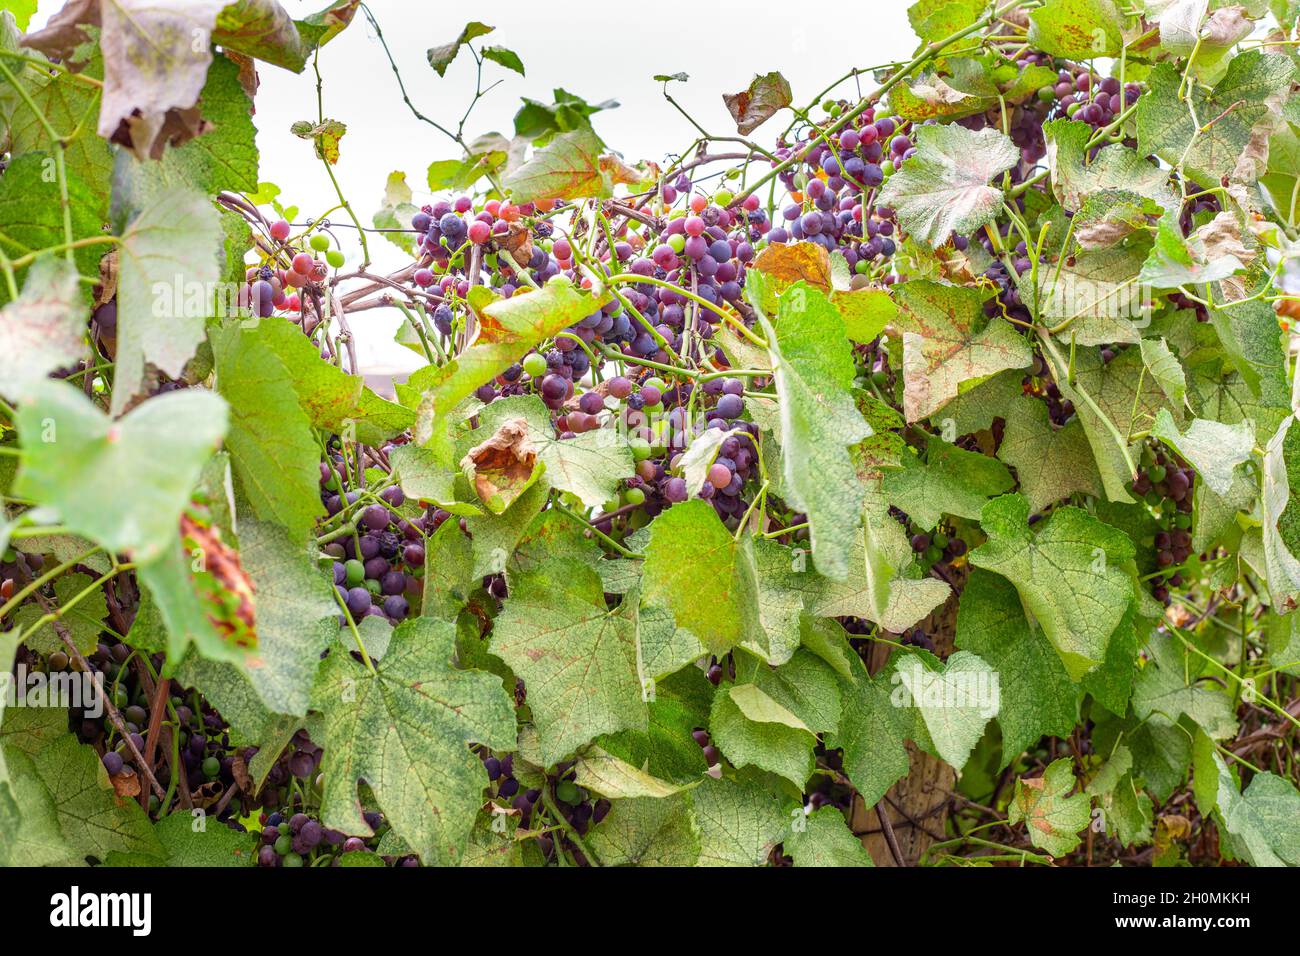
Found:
<box><xmin>32</xmin><ymin>0</ymin><xmax>917</xmax><ymax>371</ymax></box>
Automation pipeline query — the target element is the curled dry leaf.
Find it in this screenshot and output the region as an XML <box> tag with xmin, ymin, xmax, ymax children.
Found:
<box><xmin>461</xmin><ymin>417</ymin><xmax>541</xmax><ymax>514</ymax></box>
<box><xmin>109</xmin><ymin>766</ymin><xmax>141</xmax><ymax>799</ymax></box>
<box><xmin>722</xmin><ymin>71</ymin><xmax>792</xmax><ymax>135</ymax></box>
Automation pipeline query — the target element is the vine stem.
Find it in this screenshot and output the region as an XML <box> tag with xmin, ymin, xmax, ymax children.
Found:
<box><xmin>541</xmin><ymin>784</ymin><xmax>602</xmax><ymax>866</ymax></box>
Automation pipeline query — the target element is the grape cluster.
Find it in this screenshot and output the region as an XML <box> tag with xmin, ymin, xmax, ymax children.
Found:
<box><xmin>1130</xmin><ymin>444</ymin><xmax>1195</xmax><ymax>605</ymax></box>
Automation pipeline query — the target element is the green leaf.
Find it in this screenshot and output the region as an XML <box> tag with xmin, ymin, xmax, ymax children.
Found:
<box><xmin>955</xmin><ymin>570</ymin><xmax>1078</xmax><ymax>762</ymax></box>
<box><xmin>311</xmin><ymin>617</ymin><xmax>515</xmax><ymax>865</ymax></box>
<box><xmin>1210</xmin><ymin>755</ymin><xmax>1300</xmax><ymax>866</ymax></box>
<box><xmin>689</xmin><ymin>771</ymin><xmax>798</xmax><ymax>867</ymax></box>
<box><xmin>1136</xmin><ymin>52</ymin><xmax>1297</xmax><ymax>188</ymax></box>
<box><xmin>1138</xmin><ymin>339</ymin><xmax>1188</xmax><ymax>412</ymax></box>
<box><xmin>503</xmin><ymin>128</ymin><xmax>609</xmax><ymax>204</ymax></box>
<box><xmin>481</xmin><ymin>45</ymin><xmax>524</xmax><ymax>76</ymax></box>
<box><xmin>1043</xmin><ymin>120</ymin><xmax>1176</xmax><ymax>213</ymax></box>
<box><xmin>882</xmin><ymin>434</ymin><xmax>1014</xmax><ymax>529</ymax></box>
<box><xmin>1086</xmin><ymin>745</ymin><xmax>1153</xmax><ymax>847</ymax></box>
<box><xmin>477</xmin><ymin>395</ymin><xmax>633</xmax><ymax>510</ymax></box>
<box><xmin>754</xmin><ymin>282</ymin><xmax>873</xmax><ymax>580</ymax></box>
<box><xmin>513</xmin><ymin>88</ymin><xmax>618</xmax><ymax>143</ymax></box>
<box><xmin>0</xmin><ymin>256</ymin><xmax>85</xmax><ymax>400</ymax></box>
<box><xmin>14</xmin><ymin>380</ymin><xmax>227</xmax><ymax>564</ymax></box>
<box><xmin>721</xmin><ymin>71</ymin><xmax>793</xmax><ymax>135</ymax></box>
<box><xmin>785</xmin><ymin>806</ymin><xmax>874</xmax><ymax>866</ymax></box>
<box><xmin>826</xmin><ymin>654</ymin><xmax>911</xmax><ymax>806</ymax></box>
<box><xmin>490</xmin><ymin>559</ymin><xmax>646</xmax><ymax>765</ymax></box>
<box><xmin>906</xmin><ymin>0</ymin><xmax>985</xmax><ymax>42</ymax></box>
<box><xmin>1028</xmin><ymin>0</ymin><xmax>1124</xmax><ymax>58</ymax></box>
<box><xmin>572</xmin><ymin>746</ymin><xmax>688</xmax><ymax>799</ymax></box>
<box><xmin>641</xmin><ymin>500</ymin><xmax>760</xmax><ymax>655</ymax></box>
<box><xmin>1132</xmin><ymin>630</ymin><xmax>1238</xmax><ymax>739</ymax></box>
<box><xmin>0</xmin><ymin>1</ymin><xmax>36</xmax><ymax>31</ymax></box>
<box><xmin>891</xmin><ymin>650</ymin><xmax>998</xmax><ymax>769</ymax></box>
<box><xmin>969</xmin><ymin>494</ymin><xmax>1135</xmax><ymax>680</ymax></box>
<box><xmin>210</xmin><ymin>323</ymin><xmax>323</xmax><ymax>540</ymax></box>
<box><xmin>107</xmin><ymin>812</ymin><xmax>258</xmax><ymax>866</ymax></box>
<box><xmin>372</xmin><ymin>170</ymin><xmax>419</xmax><ymax>255</ymax></box>
<box><xmin>1008</xmin><ymin>758</ymin><xmax>1090</xmax><ymax>857</ymax></box>
<box><xmin>111</xmin><ymin>186</ymin><xmax>225</xmax><ymax>416</ymax></box>
<box><xmin>893</xmin><ymin>280</ymin><xmax>1033</xmax><ymax>423</ymax></box>
<box><xmin>807</xmin><ymin>509</ymin><xmax>951</xmax><ymax>634</ymax></box>
<box><xmin>996</xmin><ymin>397</ymin><xmax>1104</xmax><ymax>512</ymax></box>
<box><xmin>427</xmin><ymin>21</ymin><xmax>494</xmax><ymax>76</ymax></box>
<box><xmin>877</xmin><ymin>124</ymin><xmax>1019</xmax><ymax>248</ymax></box>
<box><xmin>12</xmin><ymin>571</ymin><xmax>106</xmax><ymax>656</ymax></box>
<box><xmin>587</xmin><ymin>793</ymin><xmax>699</xmax><ymax>866</ymax></box>
<box><xmin>711</xmin><ymin>682</ymin><xmax>816</xmax><ymax>788</ymax></box>
<box><xmin>1149</xmin><ymin>408</ymin><xmax>1253</xmax><ymax>498</ymax></box>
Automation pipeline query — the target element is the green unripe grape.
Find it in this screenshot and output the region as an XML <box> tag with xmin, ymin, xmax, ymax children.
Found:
<box><xmin>309</xmin><ymin>233</ymin><xmax>331</xmax><ymax>251</ymax></box>
<box><xmin>1175</xmin><ymin>513</ymin><xmax>1192</xmax><ymax>529</ymax></box>
<box><xmin>1149</xmin><ymin>465</ymin><xmax>1167</xmax><ymax>483</ymax></box>
<box><xmin>1066</xmin><ymin>101</ymin><xmax>1082</xmax><ymax>117</ymax></box>
<box><xmin>283</xmin><ymin>852</ymin><xmax>305</xmax><ymax>868</ymax></box>
<box><xmin>644</xmin><ymin>377</ymin><xmax>666</xmax><ymax>392</ymax></box>
<box><xmin>365</xmin><ymin>578</ymin><xmax>381</xmax><ymax>596</ymax></box>
<box><xmin>668</xmin><ymin>233</ymin><xmax>686</xmax><ymax>254</ymax></box>
<box><xmin>871</xmin><ymin>370</ymin><xmax>889</xmax><ymax>387</ymax></box>
<box><xmin>522</xmin><ymin>353</ymin><xmax>547</xmax><ymax>378</ymax></box>
<box><xmin>881</xmin><ymin>160</ymin><xmax>895</xmax><ymax>177</ymax></box>
<box><xmin>724</xmin><ymin>167</ymin><xmax>740</xmax><ymax>180</ymax></box>
<box><xmin>855</xmin><ymin>258</ymin><xmax>870</xmax><ymax>274</ymax></box>
<box><xmin>714</xmin><ymin>190</ymin><xmax>733</xmax><ymax>207</ymax></box>
<box><xmin>278</xmin><ymin>822</ymin><xmax>291</xmax><ymax>836</ymax></box>
<box><xmin>932</xmin><ymin>532</ymin><xmax>949</xmax><ymax>549</ymax></box>
<box><xmin>555</xmin><ymin>780</ymin><xmax>581</xmax><ymax>804</ymax></box>
<box><xmin>345</xmin><ymin>559</ymin><xmax>364</xmax><ymax>586</ymax></box>
<box><xmin>274</xmin><ymin>835</ymin><xmax>292</xmax><ymax>855</ymax></box>
<box><xmin>1144</xmin><ymin>490</ymin><xmax>1162</xmax><ymax>507</ymax></box>
<box><xmin>326</xmin><ymin>249</ymin><xmax>345</xmax><ymax>268</ymax></box>
<box><xmin>1037</xmin><ymin>86</ymin><xmax>1056</xmax><ymax>103</ymax></box>
<box><xmin>202</xmin><ymin>756</ymin><xmax>220</xmax><ymax>779</ymax></box>
<box><xmin>628</xmin><ymin>437</ymin><xmax>653</xmax><ymax>461</ymax></box>
<box><xmin>924</xmin><ymin>545</ymin><xmax>943</xmax><ymax>564</ymax></box>
<box><xmin>623</xmin><ymin>487</ymin><xmax>646</xmax><ymax>506</ymax></box>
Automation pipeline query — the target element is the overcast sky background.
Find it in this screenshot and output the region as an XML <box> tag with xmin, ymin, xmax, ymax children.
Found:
<box><xmin>31</xmin><ymin>0</ymin><xmax>917</xmax><ymax>371</ymax></box>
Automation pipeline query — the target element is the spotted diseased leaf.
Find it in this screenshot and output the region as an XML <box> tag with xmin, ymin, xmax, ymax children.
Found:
<box><xmin>211</xmin><ymin>0</ymin><xmax>311</xmax><ymax>73</ymax></box>
<box><xmin>460</xmin><ymin>416</ymin><xmax>542</xmax><ymax>515</ymax></box>
<box><xmin>587</xmin><ymin>793</ymin><xmax>699</xmax><ymax>866</ymax></box>
<box><xmin>722</xmin><ymin>71</ymin><xmax>792</xmax><ymax>135</ymax></box>
<box><xmin>1008</xmin><ymin>758</ymin><xmax>1091</xmax><ymax>857</ymax></box>
<box><xmin>0</xmin><ymin>257</ymin><xmax>85</xmax><ymax>400</ymax></box>
<box><xmin>22</xmin><ymin>0</ymin><xmax>229</xmax><ymax>160</ymax></box>
<box><xmin>893</xmin><ymin>280</ymin><xmax>1033</xmax><ymax>423</ymax></box>
<box><xmin>996</xmin><ymin>398</ymin><xmax>1104</xmax><ymax>512</ymax></box>
<box><xmin>969</xmin><ymin>494</ymin><xmax>1135</xmax><ymax>680</ymax></box>
<box><xmin>1043</xmin><ymin>120</ymin><xmax>1176</xmax><ymax>214</ymax></box>
<box><xmin>503</xmin><ymin>129</ymin><xmax>639</xmax><ymax>205</ymax></box>
<box><xmin>14</xmin><ymin>380</ymin><xmax>227</xmax><ymax>565</ymax></box>
<box><xmin>311</xmin><ymin>617</ymin><xmax>515</xmax><ymax>866</ymax></box>
<box><xmin>1136</xmin><ymin>52</ymin><xmax>1297</xmax><ymax>188</ymax></box>
<box><xmin>490</xmin><ymin>560</ymin><xmax>646</xmax><ymax>766</ymax></box>
<box><xmin>748</xmin><ymin>241</ymin><xmax>897</xmax><ymax>343</ymax></box>
<box><xmin>755</xmin><ymin>282</ymin><xmax>873</xmax><ymax>580</ymax></box>
<box><xmin>825</xmin><ymin>653</ymin><xmax>910</xmax><ymax>807</ymax></box>
<box><xmin>1028</xmin><ymin>0</ymin><xmax>1123</xmax><ymax>59</ymax></box>
<box><xmin>877</xmin><ymin>124</ymin><xmax>1018</xmax><ymax>248</ymax></box>
<box><xmin>906</xmin><ymin>0</ymin><xmax>985</xmax><ymax>42</ymax></box>
<box><xmin>955</xmin><ymin>571</ymin><xmax>1077</xmax><ymax>762</ymax></box>
<box><xmin>290</xmin><ymin>118</ymin><xmax>346</xmax><ymax>164</ymax></box>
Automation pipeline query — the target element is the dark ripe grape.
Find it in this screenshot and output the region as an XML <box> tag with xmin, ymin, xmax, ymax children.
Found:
<box><xmin>483</xmin><ymin>756</ymin><xmax>502</xmax><ymax>779</ymax></box>
<box><xmin>381</xmin><ymin>570</ymin><xmax>406</xmax><ymax>595</ymax></box>
<box><xmin>47</xmin><ymin>650</ymin><xmax>69</xmax><ymax>671</ymax></box>
<box><xmin>664</xmin><ymin>477</ymin><xmax>688</xmax><ymax>503</ymax></box>
<box><xmin>706</xmin><ymin>663</ymin><xmax>723</xmax><ymax>686</ymax></box>
<box><xmin>607</xmin><ymin>376</ymin><xmax>633</xmax><ymax>399</ymax></box>
<box><xmin>381</xmin><ymin>486</ymin><xmax>405</xmax><ymax>507</ymax></box>
<box><xmin>702</xmin><ymin>745</ymin><xmax>720</xmax><ymax>766</ymax></box>
<box><xmin>1167</xmin><ymin>469</ymin><xmax>1190</xmax><ymax>499</ymax></box>
<box><xmin>262</xmin><ymin>825</ymin><xmax>279</xmax><ymax>844</ymax></box>
<box><xmin>288</xmin><ymin>750</ymin><xmax>316</xmax><ymax>779</ymax></box>
<box><xmin>101</xmin><ymin>751</ymin><xmax>124</xmax><ymax>775</ymax></box>
<box><xmin>707</xmin><ymin>463</ymin><xmax>732</xmax><ymax>490</ymax></box>
<box><xmin>346</xmin><ymin>587</ymin><xmax>372</xmax><ymax>617</ymax></box>
<box><xmin>258</xmin><ymin>845</ymin><xmax>278</xmax><ymax>867</ymax></box>
<box><xmin>289</xmin><ymin>812</ymin><xmax>310</xmax><ymax>834</ymax></box>
<box><xmin>363</xmin><ymin>556</ymin><xmax>389</xmax><ymax>580</ymax></box>
<box><xmin>362</xmin><ymin>504</ymin><xmax>390</xmax><ymax>532</ymax></box>
<box><xmin>383</xmin><ymin>595</ymin><xmax>409</xmax><ymax>620</ymax></box>
<box><xmin>300</xmin><ymin>820</ymin><xmax>323</xmax><ymax>848</ymax></box>
<box><xmin>403</xmin><ymin>543</ymin><xmax>425</xmax><ymax>567</ymax></box>
<box><xmin>692</xmin><ymin>729</ymin><xmax>710</xmax><ymax>747</ymax></box>
<box><xmin>911</xmin><ymin>533</ymin><xmax>931</xmax><ymax>553</ymax></box>
<box><xmin>715</xmin><ymin>393</ymin><xmax>744</xmax><ymax>419</ymax></box>
<box><xmin>540</xmin><ymin>374</ymin><xmax>568</xmax><ymax>402</ymax></box>
<box><xmin>333</xmin><ymin>562</ymin><xmax>346</xmax><ymax>585</ymax></box>
<box><xmin>342</xmin><ymin>836</ymin><xmax>366</xmax><ymax>853</ymax></box>
<box><xmin>1156</xmin><ymin>550</ymin><xmax>1174</xmax><ymax>567</ymax></box>
<box><xmin>498</xmin><ymin>778</ymin><xmax>520</xmax><ymax>798</ymax></box>
<box><xmin>579</xmin><ymin>391</ymin><xmax>605</xmax><ymax>415</ymax></box>
<box><xmin>123</xmin><ymin>704</ymin><xmax>147</xmax><ymax>725</ymax></box>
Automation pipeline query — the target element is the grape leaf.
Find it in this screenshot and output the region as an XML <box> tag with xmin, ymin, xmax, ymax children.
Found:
<box><xmin>710</xmin><ymin>683</ymin><xmax>815</xmax><ymax>789</ymax></box>
<box><xmin>14</xmin><ymin>380</ymin><xmax>227</xmax><ymax>564</ymax></box>
<box><xmin>572</xmin><ymin>746</ymin><xmax>687</xmax><ymax>799</ymax></box>
<box><xmin>0</xmin><ymin>256</ymin><xmax>85</xmax><ymax>400</ymax></box>
<box><xmin>877</xmin><ymin>124</ymin><xmax>1019</xmax><ymax>248</ymax></box>
<box><xmin>1209</xmin><ymin>754</ymin><xmax>1300</xmax><ymax>867</ymax></box>
<box><xmin>1132</xmin><ymin>630</ymin><xmax>1238</xmax><ymax>739</ymax></box>
<box><xmin>12</xmin><ymin>571</ymin><xmax>106</xmax><ymax>656</ymax></box>
<box><xmin>1028</xmin><ymin>0</ymin><xmax>1123</xmax><ymax>59</ymax></box>
<box><xmin>969</xmin><ymin>494</ymin><xmax>1135</xmax><ymax>680</ymax></box>
<box><xmin>503</xmin><ymin>128</ymin><xmax>616</xmax><ymax>204</ymax></box>
<box><xmin>427</xmin><ymin>21</ymin><xmax>493</xmax><ymax>76</ymax></box>
<box><xmin>1008</xmin><ymin>758</ymin><xmax>1090</xmax><ymax>857</ymax></box>
<box><xmin>1136</xmin><ymin>52</ymin><xmax>1297</xmax><ymax>188</ymax></box>
<box><xmin>996</xmin><ymin>397</ymin><xmax>1104</xmax><ymax>511</ymax></box>
<box><xmin>882</xmin><ymin>434</ymin><xmax>1014</xmax><ymax>529</ymax></box>
<box><xmin>477</xmin><ymin>395</ymin><xmax>633</xmax><ymax>510</ymax></box>
<box><xmin>906</xmin><ymin>0</ymin><xmax>985</xmax><ymax>43</ymax></box>
<box><xmin>111</xmin><ymin>186</ymin><xmax>225</xmax><ymax>416</ymax></box>
<box><xmin>753</xmin><ymin>281</ymin><xmax>872</xmax><ymax>580</ymax></box>
<box><xmin>372</xmin><ymin>170</ymin><xmax>419</xmax><ymax>255</ymax></box>
<box><xmin>1043</xmin><ymin>120</ymin><xmax>1176</xmax><ymax>213</ymax></box>
<box><xmin>826</xmin><ymin>653</ymin><xmax>911</xmax><ymax>806</ymax></box>
<box><xmin>747</xmin><ymin>241</ymin><xmax>897</xmax><ymax>343</ymax></box>
<box><xmin>689</xmin><ymin>771</ymin><xmax>798</xmax><ymax>867</ymax></box>
<box><xmin>1085</xmin><ymin>745</ymin><xmax>1154</xmax><ymax>847</ymax></box>
<box><xmin>893</xmin><ymin>280</ymin><xmax>1033</xmax><ymax>423</ymax></box>
<box><xmin>490</xmin><ymin>559</ymin><xmax>646</xmax><ymax>765</ymax></box>
<box><xmin>311</xmin><ymin>617</ymin><xmax>515</xmax><ymax>866</ymax></box>
<box><xmin>785</xmin><ymin>806</ymin><xmax>874</xmax><ymax>866</ymax></box>
<box><xmin>807</xmin><ymin>509</ymin><xmax>951</xmax><ymax>635</ymax></box>
<box><xmin>587</xmin><ymin>793</ymin><xmax>699</xmax><ymax>866</ymax></box>
<box><xmin>890</xmin><ymin>650</ymin><xmax>998</xmax><ymax>770</ymax></box>
<box><xmin>722</xmin><ymin>71</ymin><xmax>792</xmax><ymax>135</ymax></box>
<box><xmin>107</xmin><ymin>812</ymin><xmax>258</xmax><ymax>867</ymax></box>
<box><xmin>955</xmin><ymin>570</ymin><xmax>1078</xmax><ymax>762</ymax></box>
<box><xmin>1149</xmin><ymin>408</ymin><xmax>1253</xmax><ymax>497</ymax></box>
